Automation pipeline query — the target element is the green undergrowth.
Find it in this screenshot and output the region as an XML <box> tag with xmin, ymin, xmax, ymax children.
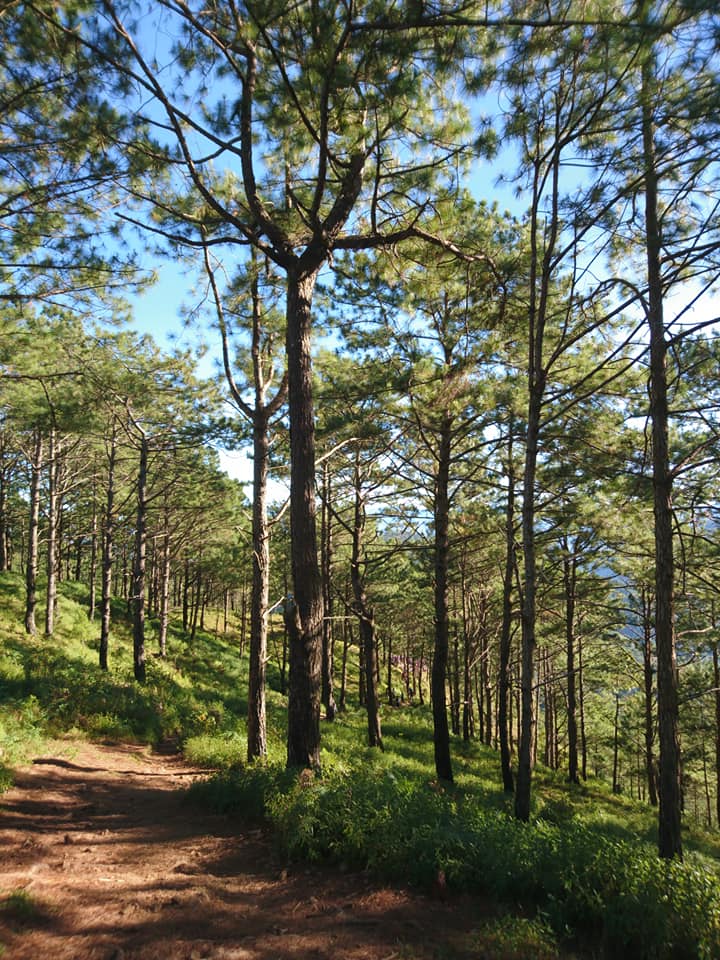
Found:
<box><xmin>470</xmin><ymin>916</ymin><xmax>569</xmax><ymax>960</ymax></box>
<box><xmin>2</xmin><ymin>571</ymin><xmax>720</xmax><ymax>958</ymax></box>
<box><xmin>0</xmin><ymin>571</ymin><xmax>255</xmax><ymax>778</ymax></box>
<box><xmin>192</xmin><ymin>748</ymin><xmax>720</xmax><ymax>960</ymax></box>
<box><xmin>0</xmin><ymin>889</ymin><xmax>52</xmax><ymax>929</ymax></box>
<box><xmin>191</xmin><ymin>710</ymin><xmax>720</xmax><ymax>960</ymax></box>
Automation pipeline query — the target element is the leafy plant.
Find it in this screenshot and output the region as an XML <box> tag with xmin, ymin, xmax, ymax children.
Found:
<box><xmin>473</xmin><ymin>916</ymin><xmax>561</xmax><ymax>960</ymax></box>
<box><xmin>0</xmin><ymin>890</ymin><xmax>53</xmax><ymax>930</ymax></box>
<box><xmin>195</xmin><ymin>758</ymin><xmax>720</xmax><ymax>959</ymax></box>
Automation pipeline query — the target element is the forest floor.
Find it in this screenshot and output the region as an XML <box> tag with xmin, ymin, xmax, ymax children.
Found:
<box><xmin>0</xmin><ymin>739</ymin><xmax>541</xmax><ymax>960</ymax></box>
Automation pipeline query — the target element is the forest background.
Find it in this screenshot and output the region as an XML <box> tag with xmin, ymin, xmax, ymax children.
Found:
<box><xmin>2</xmin><ymin>1</ymin><xmax>720</xmax><ymax>950</ymax></box>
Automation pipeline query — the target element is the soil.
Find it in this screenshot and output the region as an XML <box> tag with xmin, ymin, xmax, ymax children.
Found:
<box><xmin>0</xmin><ymin>740</ymin><xmax>501</xmax><ymax>960</ymax></box>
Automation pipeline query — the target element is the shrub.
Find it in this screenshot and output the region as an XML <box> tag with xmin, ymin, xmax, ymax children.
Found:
<box><xmin>184</xmin><ymin>730</ymin><xmax>246</xmax><ymax>768</ymax></box>
<box><xmin>197</xmin><ymin>759</ymin><xmax>720</xmax><ymax>959</ymax></box>
<box><xmin>474</xmin><ymin>916</ymin><xmax>561</xmax><ymax>960</ymax></box>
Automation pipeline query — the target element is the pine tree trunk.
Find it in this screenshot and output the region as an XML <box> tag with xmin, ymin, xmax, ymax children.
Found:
<box><xmin>279</xmin><ymin>575</ymin><xmax>288</xmax><ymax>696</ymax></box>
<box><xmin>516</xmin><ymin>97</ymin><xmax>561</xmax><ymax>818</ymax></box>
<box><xmin>358</xmin><ymin>627</ymin><xmax>366</xmax><ymax>706</ymax></box>
<box><xmin>482</xmin><ymin>620</ymin><xmax>492</xmax><ymax>747</ymax></box>
<box><xmin>285</xmin><ymin>269</ymin><xmax>323</xmax><ymax>769</ymax></box>
<box><xmin>119</xmin><ymin>544</ymin><xmax>128</xmax><ymax>600</ymax></box>
<box><xmin>642</xmin><ymin>588</ymin><xmax>658</xmax><ymax>805</ymax></box>
<box><xmin>190</xmin><ymin>568</ymin><xmax>201</xmax><ymax>643</ymax></box>
<box><xmin>132</xmin><ymin>433</ymin><xmax>148</xmax><ymax>683</ymax></box>
<box><xmin>462</xmin><ymin>627</ymin><xmax>473</xmax><ymax>742</ymax></box>
<box><xmin>543</xmin><ymin>651</ymin><xmax>552</xmax><ymax>768</ymax></box>
<box><xmin>712</xmin><ymin>639</ymin><xmax>720</xmax><ymax>829</ymax></box>
<box><xmin>88</xmin><ymin>492</ymin><xmax>98</xmax><ymax>621</ymax></box>
<box><xmin>147</xmin><ymin>542</ymin><xmax>156</xmax><ymax>618</ymax></box>
<box><xmin>516</xmin><ymin>385</ymin><xmax>541</xmax><ymax>819</ymax></box>
<box><xmin>417</xmin><ymin>642</ymin><xmax>425</xmax><ymax>705</ymax></box>
<box><xmin>564</xmin><ymin>550</ymin><xmax>579</xmax><ymax>784</ymax></box>
<box><xmin>642</xmin><ymin>59</ymin><xmax>682</xmax><ymax>859</ymax></box>
<box><xmin>0</xmin><ymin>433</ymin><xmax>9</xmax><ymax>573</ymax></box>
<box><xmin>339</xmin><ymin>614</ymin><xmax>349</xmax><ymax>712</ymax></box>
<box><xmin>239</xmin><ymin>580</ymin><xmax>248</xmax><ymax>656</ymax></box>
<box><xmin>450</xmin><ymin>623</ymin><xmax>461</xmax><ymax>736</ymax></box>
<box><xmin>499</xmin><ymin>425</ymin><xmax>516</xmax><ymax>791</ymax></box>
<box><xmin>386</xmin><ymin>631</ymin><xmax>393</xmax><ymax>705</ymax></box>
<box><xmin>578</xmin><ymin>632</ymin><xmax>588</xmax><ymax>780</ymax></box>
<box><xmin>350</xmin><ymin>456</ymin><xmax>382</xmax><ymax>749</ymax></box>
<box><xmin>432</xmin><ymin>414</ymin><xmax>453</xmax><ymax>782</ymax></box>
<box><xmin>182</xmin><ymin>557</ymin><xmax>190</xmax><ymax>632</ymax></box>
<box><xmin>320</xmin><ymin>462</ymin><xmax>337</xmax><ymax>721</ymax></box>
<box><xmin>99</xmin><ymin>426</ymin><xmax>116</xmax><ymax>671</ymax></box>
<box><xmin>613</xmin><ymin>693</ymin><xmax>621</xmax><ymax>794</ymax></box>
<box><xmin>74</xmin><ymin>536</ymin><xmax>83</xmax><ymax>582</ymax></box>
<box><xmin>247</xmin><ymin>412</ymin><xmax>270</xmax><ymax>760</ymax></box>
<box><xmin>200</xmin><ymin>581</ymin><xmax>207</xmax><ymax>630</ymax></box>
<box><xmin>702</xmin><ymin>732</ymin><xmax>712</xmax><ymax>829</ymax></box>
<box><xmin>45</xmin><ymin>428</ymin><xmax>58</xmax><ymax>637</ymax></box>
<box><xmin>24</xmin><ymin>429</ymin><xmax>43</xmax><ymax>636</ymax></box>
<box><xmin>158</xmin><ymin>507</ymin><xmax>171</xmax><ymax>659</ymax></box>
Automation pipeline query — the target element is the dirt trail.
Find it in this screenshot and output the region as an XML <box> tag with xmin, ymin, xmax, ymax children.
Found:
<box><xmin>0</xmin><ymin>740</ymin><xmax>489</xmax><ymax>960</ymax></box>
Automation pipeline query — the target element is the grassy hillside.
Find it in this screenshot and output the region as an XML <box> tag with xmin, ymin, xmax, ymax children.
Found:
<box><xmin>1</xmin><ymin>571</ymin><xmax>719</xmax><ymax>959</ymax></box>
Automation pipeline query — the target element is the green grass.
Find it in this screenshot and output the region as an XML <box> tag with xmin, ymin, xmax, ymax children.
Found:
<box><xmin>1</xmin><ymin>570</ymin><xmax>720</xmax><ymax>959</ymax></box>
<box><xmin>192</xmin><ymin>749</ymin><xmax>720</xmax><ymax>959</ymax></box>
<box><xmin>0</xmin><ymin>571</ymin><xmax>255</xmax><ymax>770</ymax></box>
<box><xmin>471</xmin><ymin>916</ymin><xmax>564</xmax><ymax>960</ymax></box>
<box><xmin>0</xmin><ymin>890</ymin><xmax>54</xmax><ymax>930</ymax></box>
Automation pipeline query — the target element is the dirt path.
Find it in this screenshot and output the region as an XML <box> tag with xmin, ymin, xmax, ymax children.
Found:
<box><xmin>0</xmin><ymin>740</ymin><xmax>494</xmax><ymax>960</ymax></box>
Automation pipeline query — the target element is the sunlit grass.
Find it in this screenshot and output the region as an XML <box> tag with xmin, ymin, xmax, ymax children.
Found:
<box><xmin>2</xmin><ymin>570</ymin><xmax>720</xmax><ymax>957</ymax></box>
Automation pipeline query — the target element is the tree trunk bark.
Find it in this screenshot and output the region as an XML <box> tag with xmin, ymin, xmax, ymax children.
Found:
<box><xmin>417</xmin><ymin>642</ymin><xmax>425</xmax><ymax>705</ymax></box>
<box><xmin>449</xmin><ymin>624</ymin><xmax>460</xmax><ymax>735</ymax></box>
<box><xmin>320</xmin><ymin>462</ymin><xmax>337</xmax><ymax>721</ymax></box>
<box><xmin>641</xmin><ymin>587</ymin><xmax>658</xmax><ymax>805</ymax></box>
<box><xmin>713</xmin><ymin>637</ymin><xmax>720</xmax><ymax>829</ymax></box>
<box><xmin>564</xmin><ymin>548</ymin><xmax>579</xmax><ymax>784</ymax></box>
<box><xmin>239</xmin><ymin>580</ymin><xmax>248</xmax><ymax>656</ymax></box>
<box><xmin>499</xmin><ymin>424</ymin><xmax>516</xmax><ymax>792</ymax></box>
<box><xmin>516</xmin><ymin>97</ymin><xmax>560</xmax><ymax>818</ymax></box>
<box><xmin>182</xmin><ymin>557</ymin><xmax>190</xmax><ymax>632</ymax></box>
<box><xmin>543</xmin><ymin>651</ymin><xmax>552</xmax><ymax>768</ymax></box>
<box><xmin>73</xmin><ymin>536</ymin><xmax>82</xmax><ymax>582</ymax></box>
<box><xmin>350</xmin><ymin>454</ymin><xmax>382</xmax><ymax>749</ymax></box>
<box><xmin>158</xmin><ymin>505</ymin><xmax>171</xmax><ymax>659</ymax></box>
<box><xmin>612</xmin><ymin>692</ymin><xmax>621</xmax><ymax>794</ymax></box>
<box><xmin>0</xmin><ymin>431</ymin><xmax>10</xmax><ymax>573</ymax></box>
<box><xmin>99</xmin><ymin>425</ymin><xmax>116</xmax><ymax>671</ymax></box>
<box><xmin>358</xmin><ymin>625</ymin><xmax>366</xmax><ymax>706</ymax></box>
<box><xmin>578</xmin><ymin>630</ymin><xmax>587</xmax><ymax>780</ymax></box>
<box><xmin>432</xmin><ymin>413</ymin><xmax>453</xmax><ymax>782</ymax></box>
<box><xmin>44</xmin><ymin>428</ymin><xmax>58</xmax><ymax>637</ymax></box>
<box><xmin>200</xmin><ymin>581</ymin><xmax>207</xmax><ymax>630</ymax></box>
<box><xmin>482</xmin><ymin>620</ymin><xmax>492</xmax><ymax>746</ymax></box>
<box><xmin>642</xmin><ymin>59</ymin><xmax>682</xmax><ymax>859</ymax></box>
<box><xmin>247</xmin><ymin>411</ymin><xmax>270</xmax><ymax>760</ymax></box>
<box><xmin>88</xmin><ymin>490</ymin><xmax>98</xmax><ymax>621</ymax></box>
<box><xmin>190</xmin><ymin>567</ymin><xmax>201</xmax><ymax>643</ymax></box>
<box><xmin>339</xmin><ymin>612</ymin><xmax>349</xmax><ymax>712</ymax></box>
<box><xmin>285</xmin><ymin>268</ymin><xmax>323</xmax><ymax>769</ymax></box>
<box><xmin>132</xmin><ymin>433</ymin><xmax>148</xmax><ymax>683</ymax></box>
<box><xmin>516</xmin><ymin>382</ymin><xmax>541</xmax><ymax>819</ymax></box>
<box><xmin>386</xmin><ymin>630</ymin><xmax>393</xmax><ymax>705</ymax></box>
<box><xmin>462</xmin><ymin>629</ymin><xmax>473</xmax><ymax>742</ymax></box>
<box><xmin>24</xmin><ymin>429</ymin><xmax>43</xmax><ymax>636</ymax></box>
